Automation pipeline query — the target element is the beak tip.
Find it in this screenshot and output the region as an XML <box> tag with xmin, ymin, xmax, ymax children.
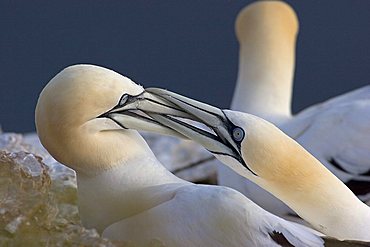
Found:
<box><xmin>97</xmin><ymin>112</ymin><xmax>108</xmax><ymax>118</ymax></box>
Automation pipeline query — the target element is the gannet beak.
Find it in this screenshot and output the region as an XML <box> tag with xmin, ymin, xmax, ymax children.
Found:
<box><xmin>106</xmin><ymin>87</ymin><xmax>256</xmax><ymax>176</ymax></box>
<box><xmin>97</xmin><ymin>91</ymin><xmax>195</xmax><ymax>139</ymax></box>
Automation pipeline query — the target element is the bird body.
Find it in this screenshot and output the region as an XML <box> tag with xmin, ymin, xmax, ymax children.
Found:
<box><xmin>133</xmin><ymin>87</ymin><xmax>370</xmax><ymax>241</ymax></box>
<box><xmin>222</xmin><ymin>0</ymin><xmax>370</xmax><ymax>216</ymax></box>
<box><xmin>76</xmin><ymin>151</ymin><xmax>185</xmax><ymax>234</ymax></box>
<box><xmin>102</xmin><ymin>178</ymin><xmax>323</xmax><ymax>247</ymax></box>
<box><xmin>35</xmin><ymin>64</ymin><xmax>326</xmax><ymax>246</ymax></box>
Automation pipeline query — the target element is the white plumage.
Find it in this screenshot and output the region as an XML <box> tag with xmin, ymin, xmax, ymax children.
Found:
<box><xmin>221</xmin><ymin>1</ymin><xmax>370</xmax><ymax>217</ymax></box>
<box><xmin>35</xmin><ymin>64</ymin><xmax>326</xmax><ymax>247</ymax></box>
<box><xmin>131</xmin><ymin>87</ymin><xmax>370</xmax><ymax>241</ymax></box>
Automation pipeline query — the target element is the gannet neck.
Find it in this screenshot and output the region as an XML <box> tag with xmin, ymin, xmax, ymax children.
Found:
<box><xmin>77</xmin><ymin>152</ymin><xmax>186</xmax><ymax>233</ymax></box>
<box><xmin>232</xmin><ymin>1</ymin><xmax>298</xmax><ymax>121</ymax></box>
<box><xmin>250</xmin><ymin>153</ymin><xmax>370</xmax><ymax>241</ymax></box>
<box><xmin>228</xmin><ymin>112</ymin><xmax>370</xmax><ymax>240</ymax></box>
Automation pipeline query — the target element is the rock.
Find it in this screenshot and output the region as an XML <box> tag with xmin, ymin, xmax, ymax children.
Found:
<box><xmin>0</xmin><ymin>150</ymin><xmax>129</xmax><ymax>246</ymax></box>
<box><xmin>0</xmin><ymin>131</ymin><xmax>217</xmax><ymax>246</ymax></box>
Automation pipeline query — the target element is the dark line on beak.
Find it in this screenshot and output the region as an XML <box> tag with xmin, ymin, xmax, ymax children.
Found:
<box><xmin>108</xmin><ymin>116</ymin><xmax>128</xmax><ymax>129</ymax></box>
<box><xmin>160</xmin><ymin>94</ymin><xmax>241</xmax><ymax>149</ymax></box>
<box><xmin>143</xmin><ymin>97</ymin><xmax>189</xmax><ymax>115</ymax></box>
<box><xmin>163</xmin><ymin>94</ymin><xmax>225</xmax><ymax>123</ymax></box>
<box><xmin>97</xmin><ymin>92</ymin><xmax>145</xmax><ymax>119</ymax></box>
<box><xmin>153</xmin><ymin>93</ymin><xmax>258</xmax><ymax>176</ymax></box>
<box><xmin>112</xmin><ymin>110</ymin><xmax>169</xmax><ymax>129</ymax></box>
<box><xmin>211</xmin><ymin>151</ymin><xmax>257</xmax><ymax>176</ymax></box>
<box><xmin>162</xmin><ymin>115</ymin><xmax>221</xmax><ymax>142</ymax></box>
<box><xmin>163</xmin><ymin>115</ymin><xmax>257</xmax><ymax>176</ymax></box>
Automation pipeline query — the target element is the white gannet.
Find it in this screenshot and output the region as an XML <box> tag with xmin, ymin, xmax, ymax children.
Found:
<box><xmin>35</xmin><ymin>64</ymin><xmax>330</xmax><ymax>246</ymax></box>
<box><xmin>116</xmin><ymin>87</ymin><xmax>370</xmax><ymax>241</ymax></box>
<box><xmin>225</xmin><ymin>0</ymin><xmax>370</xmax><ymax>216</ymax></box>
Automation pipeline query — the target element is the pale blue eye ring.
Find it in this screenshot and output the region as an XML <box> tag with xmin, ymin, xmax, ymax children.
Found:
<box><xmin>232</xmin><ymin>127</ymin><xmax>244</xmax><ymax>142</ymax></box>
<box><xmin>119</xmin><ymin>94</ymin><xmax>128</xmax><ymax>106</ymax></box>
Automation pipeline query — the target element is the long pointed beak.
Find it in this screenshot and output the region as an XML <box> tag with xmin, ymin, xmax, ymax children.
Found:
<box><xmin>101</xmin><ymin>87</ymin><xmax>256</xmax><ymax>176</ymax></box>
<box><xmin>98</xmin><ymin>91</ymin><xmax>193</xmax><ymax>139</ymax></box>
<box><xmin>145</xmin><ymin>88</ymin><xmax>242</xmax><ymax>154</ymax></box>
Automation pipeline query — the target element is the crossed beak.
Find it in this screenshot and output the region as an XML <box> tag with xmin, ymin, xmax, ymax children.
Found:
<box><xmin>99</xmin><ymin>88</ymin><xmax>255</xmax><ymax>175</ymax></box>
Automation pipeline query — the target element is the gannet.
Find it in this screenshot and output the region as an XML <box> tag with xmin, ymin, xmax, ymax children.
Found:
<box><xmin>113</xmin><ymin>87</ymin><xmax>370</xmax><ymax>241</ymax></box>
<box><xmin>35</xmin><ymin>64</ymin><xmax>330</xmax><ymax>246</ymax></box>
<box><xmin>225</xmin><ymin>0</ymin><xmax>370</xmax><ymax>216</ymax></box>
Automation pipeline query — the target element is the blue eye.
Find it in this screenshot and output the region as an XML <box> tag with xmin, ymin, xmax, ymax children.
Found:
<box><xmin>119</xmin><ymin>94</ymin><xmax>128</xmax><ymax>106</ymax></box>
<box><xmin>232</xmin><ymin>127</ymin><xmax>244</xmax><ymax>142</ymax></box>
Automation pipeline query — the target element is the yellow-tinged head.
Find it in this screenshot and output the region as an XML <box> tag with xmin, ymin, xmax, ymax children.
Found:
<box><xmin>217</xmin><ymin>110</ymin><xmax>331</xmax><ymax>190</ymax></box>
<box><xmin>235</xmin><ymin>0</ymin><xmax>298</xmax><ymax>44</ymax></box>
<box><xmin>35</xmin><ymin>64</ymin><xmax>149</xmax><ymax>176</ymax></box>
<box><xmin>232</xmin><ymin>1</ymin><xmax>299</xmax><ymax>118</ymax></box>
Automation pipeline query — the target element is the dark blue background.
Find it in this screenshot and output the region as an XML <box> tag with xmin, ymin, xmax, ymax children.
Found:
<box><xmin>1</xmin><ymin>0</ymin><xmax>370</xmax><ymax>132</ymax></box>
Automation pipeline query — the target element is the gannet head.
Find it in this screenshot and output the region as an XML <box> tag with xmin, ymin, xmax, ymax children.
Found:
<box><xmin>232</xmin><ymin>1</ymin><xmax>299</xmax><ymax>119</ymax></box>
<box><xmin>35</xmin><ymin>64</ymin><xmax>151</xmax><ymax>176</ymax></box>
<box><xmin>235</xmin><ymin>0</ymin><xmax>298</xmax><ymax>44</ymax></box>
<box><xmin>106</xmin><ymin>87</ymin><xmax>315</xmax><ymax>183</ymax></box>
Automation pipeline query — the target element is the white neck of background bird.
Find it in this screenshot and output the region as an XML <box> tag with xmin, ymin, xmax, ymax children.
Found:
<box><xmin>231</xmin><ymin>3</ymin><xmax>298</xmax><ymax>122</ymax></box>
<box><xmin>76</xmin><ymin>145</ymin><xmax>186</xmax><ymax>233</ymax></box>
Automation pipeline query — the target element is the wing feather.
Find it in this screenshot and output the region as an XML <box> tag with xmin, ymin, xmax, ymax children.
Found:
<box><xmin>282</xmin><ymin>86</ymin><xmax>370</xmax><ymax>199</ymax></box>
<box><xmin>103</xmin><ymin>185</ymin><xmax>324</xmax><ymax>247</ymax></box>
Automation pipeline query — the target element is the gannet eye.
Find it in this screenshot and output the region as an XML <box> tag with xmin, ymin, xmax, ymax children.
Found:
<box><xmin>232</xmin><ymin>127</ymin><xmax>244</xmax><ymax>142</ymax></box>
<box><xmin>119</xmin><ymin>94</ymin><xmax>129</xmax><ymax>106</ymax></box>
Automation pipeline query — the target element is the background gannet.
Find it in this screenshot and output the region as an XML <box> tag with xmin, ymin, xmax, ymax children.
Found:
<box><xmin>35</xmin><ymin>64</ymin><xmax>327</xmax><ymax>246</ymax></box>
<box><xmin>224</xmin><ymin>0</ymin><xmax>370</xmax><ymax>216</ymax></box>
<box><xmin>119</xmin><ymin>87</ymin><xmax>370</xmax><ymax>241</ymax></box>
